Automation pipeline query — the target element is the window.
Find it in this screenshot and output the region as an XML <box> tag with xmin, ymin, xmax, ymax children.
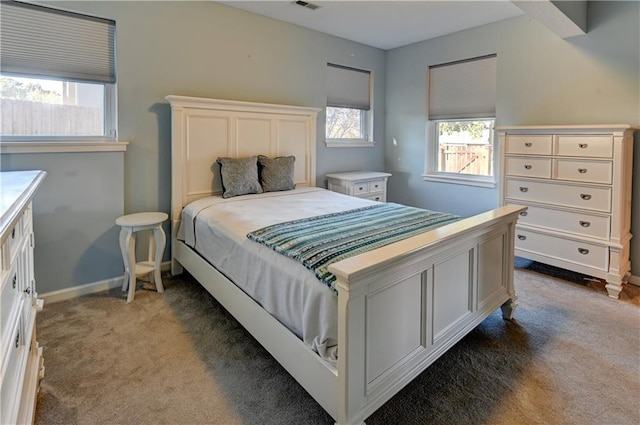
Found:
<box><xmin>0</xmin><ymin>1</ymin><xmax>116</xmax><ymax>140</ymax></box>
<box><xmin>425</xmin><ymin>55</ymin><xmax>497</xmax><ymax>187</ymax></box>
<box><xmin>325</xmin><ymin>63</ymin><xmax>373</xmax><ymax>147</ymax></box>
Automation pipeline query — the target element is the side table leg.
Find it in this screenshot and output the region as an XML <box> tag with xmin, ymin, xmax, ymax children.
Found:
<box><xmin>126</xmin><ymin>232</ymin><xmax>137</xmax><ymax>303</ymax></box>
<box><xmin>152</xmin><ymin>225</ymin><xmax>166</xmax><ymax>293</ymax></box>
<box><xmin>119</xmin><ymin>228</ymin><xmax>130</xmax><ymax>292</ymax></box>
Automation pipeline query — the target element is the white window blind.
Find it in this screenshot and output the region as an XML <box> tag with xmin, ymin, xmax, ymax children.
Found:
<box><xmin>428</xmin><ymin>55</ymin><xmax>496</xmax><ymax>120</ymax></box>
<box><xmin>0</xmin><ymin>1</ymin><xmax>116</xmax><ymax>83</ymax></box>
<box><xmin>327</xmin><ymin>64</ymin><xmax>370</xmax><ymax>110</ymax></box>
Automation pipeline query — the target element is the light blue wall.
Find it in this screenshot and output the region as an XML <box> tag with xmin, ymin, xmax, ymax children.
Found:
<box><xmin>384</xmin><ymin>1</ymin><xmax>640</xmax><ymax>274</ymax></box>
<box><xmin>2</xmin><ymin>1</ymin><xmax>386</xmax><ymax>293</ymax></box>
<box><xmin>0</xmin><ymin>153</ymin><xmax>124</xmax><ymax>293</ymax></box>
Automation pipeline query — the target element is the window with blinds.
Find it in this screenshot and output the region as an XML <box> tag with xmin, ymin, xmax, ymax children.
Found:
<box><xmin>424</xmin><ymin>55</ymin><xmax>497</xmax><ymax>186</ymax></box>
<box><xmin>325</xmin><ymin>63</ymin><xmax>374</xmax><ymax>147</ymax></box>
<box><xmin>0</xmin><ymin>1</ymin><xmax>117</xmax><ymax>139</ymax></box>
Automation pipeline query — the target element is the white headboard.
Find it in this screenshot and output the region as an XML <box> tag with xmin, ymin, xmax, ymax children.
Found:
<box><xmin>166</xmin><ymin>95</ymin><xmax>320</xmax><ymax>232</ymax></box>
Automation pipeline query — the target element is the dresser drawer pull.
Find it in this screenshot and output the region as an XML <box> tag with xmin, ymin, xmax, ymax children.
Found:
<box><xmin>579</xmin><ymin>221</ymin><xmax>591</xmax><ymax>228</ymax></box>
<box><xmin>15</xmin><ymin>330</ymin><xmax>20</xmax><ymax>348</ymax></box>
<box><xmin>517</xmin><ymin>235</ymin><xmax>526</xmax><ymax>241</ymax></box>
<box><xmin>524</xmin><ymin>164</ymin><xmax>532</xmax><ymax>170</ymax></box>
<box><xmin>578</xmin><ymin>248</ymin><xmax>590</xmax><ymax>255</ymax></box>
<box><xmin>374</xmin><ymin>196</ymin><xmax>380</xmax><ymax>201</ymax></box>
<box><xmin>578</xmin><ymin>143</ymin><xmax>588</xmax><ymax>149</ymax></box>
<box><xmin>519</xmin><ymin>187</ymin><xmax>529</xmax><ymax>193</ymax></box>
<box><xmin>524</xmin><ymin>142</ymin><xmax>532</xmax><ymax>147</ymax></box>
<box><xmin>359</xmin><ymin>187</ymin><xmax>364</xmax><ymax>191</ymax></box>
<box><xmin>519</xmin><ymin>211</ymin><xmax>528</xmax><ymax>217</ymax></box>
<box><xmin>12</xmin><ymin>274</ymin><xmax>17</xmax><ymax>290</ymax></box>
<box><xmin>24</xmin><ymin>287</ymin><xmax>31</xmax><ymax>295</ymax></box>
<box><xmin>373</xmin><ymin>184</ymin><xmax>379</xmax><ymax>189</ymax></box>
<box><xmin>11</xmin><ymin>228</ymin><xmax>16</xmax><ymax>239</ymax></box>
<box><xmin>580</xmin><ymin>194</ymin><xmax>592</xmax><ymax>200</ymax></box>
<box><xmin>578</xmin><ymin>168</ymin><xmax>587</xmax><ymax>174</ymax></box>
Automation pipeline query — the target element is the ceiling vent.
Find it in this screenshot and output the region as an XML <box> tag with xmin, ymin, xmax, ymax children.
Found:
<box><xmin>293</xmin><ymin>1</ymin><xmax>320</xmax><ymax>11</ymax></box>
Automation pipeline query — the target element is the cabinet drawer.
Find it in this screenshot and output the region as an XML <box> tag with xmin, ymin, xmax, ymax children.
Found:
<box><xmin>554</xmin><ymin>159</ymin><xmax>612</xmax><ymax>184</ymax></box>
<box><xmin>352</xmin><ymin>182</ymin><xmax>370</xmax><ymax>195</ymax></box>
<box><xmin>555</xmin><ymin>135</ymin><xmax>613</xmax><ymax>158</ymax></box>
<box><xmin>368</xmin><ymin>179</ymin><xmax>385</xmax><ymax>194</ymax></box>
<box><xmin>506</xmin><ymin>179</ymin><xmax>611</xmax><ymax>213</ymax></box>
<box><xmin>514</xmin><ymin>229</ymin><xmax>608</xmax><ymax>270</ymax></box>
<box><xmin>363</xmin><ymin>193</ymin><xmax>385</xmax><ymax>202</ymax></box>
<box><xmin>1</xmin><ymin>320</ymin><xmax>25</xmax><ymax>425</ymax></box>
<box><xmin>506</xmin><ymin>157</ymin><xmax>551</xmax><ymax>178</ymax></box>
<box><xmin>506</xmin><ymin>135</ymin><xmax>553</xmax><ymax>155</ymax></box>
<box><xmin>510</xmin><ymin>203</ymin><xmax>610</xmax><ymax>240</ymax></box>
<box><xmin>1</xmin><ymin>266</ymin><xmax>22</xmax><ymax>346</ymax></box>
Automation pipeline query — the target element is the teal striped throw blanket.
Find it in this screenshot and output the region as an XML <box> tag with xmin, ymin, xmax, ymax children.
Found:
<box><xmin>247</xmin><ymin>203</ymin><xmax>459</xmax><ymax>293</ymax></box>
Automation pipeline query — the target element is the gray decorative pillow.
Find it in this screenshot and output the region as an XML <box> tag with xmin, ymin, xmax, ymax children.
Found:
<box><xmin>258</xmin><ymin>155</ymin><xmax>296</xmax><ymax>192</ymax></box>
<box><xmin>216</xmin><ymin>156</ymin><xmax>263</xmax><ymax>198</ymax></box>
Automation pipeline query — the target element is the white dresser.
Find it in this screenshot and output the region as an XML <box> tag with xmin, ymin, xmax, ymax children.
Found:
<box><xmin>497</xmin><ymin>125</ymin><xmax>635</xmax><ymax>299</ymax></box>
<box><xmin>1</xmin><ymin>170</ymin><xmax>46</xmax><ymax>425</ymax></box>
<box><xmin>325</xmin><ymin>171</ymin><xmax>391</xmax><ymax>202</ymax></box>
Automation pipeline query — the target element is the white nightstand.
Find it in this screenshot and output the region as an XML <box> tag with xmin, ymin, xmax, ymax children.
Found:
<box><xmin>116</xmin><ymin>212</ymin><xmax>168</xmax><ymax>303</ymax></box>
<box><xmin>325</xmin><ymin>171</ymin><xmax>392</xmax><ymax>202</ymax></box>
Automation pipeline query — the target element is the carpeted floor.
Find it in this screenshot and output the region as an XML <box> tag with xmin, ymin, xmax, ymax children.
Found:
<box><xmin>34</xmin><ymin>265</ymin><xmax>640</xmax><ymax>425</ymax></box>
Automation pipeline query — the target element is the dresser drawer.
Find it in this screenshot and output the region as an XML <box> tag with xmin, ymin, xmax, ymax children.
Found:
<box><xmin>368</xmin><ymin>179</ymin><xmax>385</xmax><ymax>194</ymax></box>
<box><xmin>363</xmin><ymin>193</ymin><xmax>385</xmax><ymax>202</ymax></box>
<box><xmin>554</xmin><ymin>159</ymin><xmax>612</xmax><ymax>184</ymax></box>
<box><xmin>1</xmin><ymin>320</ymin><xmax>25</xmax><ymax>425</ymax></box>
<box><xmin>506</xmin><ymin>157</ymin><xmax>552</xmax><ymax>178</ymax></box>
<box><xmin>506</xmin><ymin>179</ymin><xmax>611</xmax><ymax>213</ymax></box>
<box><xmin>555</xmin><ymin>135</ymin><xmax>613</xmax><ymax>158</ymax></box>
<box><xmin>1</xmin><ymin>265</ymin><xmax>22</xmax><ymax>347</ymax></box>
<box><xmin>514</xmin><ymin>229</ymin><xmax>608</xmax><ymax>270</ymax></box>
<box><xmin>352</xmin><ymin>182</ymin><xmax>370</xmax><ymax>195</ymax></box>
<box><xmin>506</xmin><ymin>135</ymin><xmax>553</xmax><ymax>155</ymax></box>
<box><xmin>510</xmin><ymin>203</ymin><xmax>610</xmax><ymax>240</ymax></box>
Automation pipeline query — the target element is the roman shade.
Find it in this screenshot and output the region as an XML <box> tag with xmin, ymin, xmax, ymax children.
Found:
<box><xmin>0</xmin><ymin>1</ymin><xmax>116</xmax><ymax>83</ymax></box>
<box><xmin>428</xmin><ymin>55</ymin><xmax>496</xmax><ymax>120</ymax></box>
<box><xmin>327</xmin><ymin>63</ymin><xmax>371</xmax><ymax>110</ymax></box>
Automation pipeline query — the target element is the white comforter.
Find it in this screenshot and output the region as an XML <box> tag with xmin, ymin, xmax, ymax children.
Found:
<box><xmin>178</xmin><ymin>187</ymin><xmax>377</xmax><ymax>362</ymax></box>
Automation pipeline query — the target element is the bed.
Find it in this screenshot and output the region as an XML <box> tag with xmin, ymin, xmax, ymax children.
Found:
<box><xmin>166</xmin><ymin>95</ymin><xmax>525</xmax><ymax>425</ymax></box>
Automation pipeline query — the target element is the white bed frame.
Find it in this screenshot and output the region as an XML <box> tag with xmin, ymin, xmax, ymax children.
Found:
<box><xmin>166</xmin><ymin>95</ymin><xmax>525</xmax><ymax>425</ymax></box>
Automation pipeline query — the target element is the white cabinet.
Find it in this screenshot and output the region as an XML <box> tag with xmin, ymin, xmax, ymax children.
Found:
<box><xmin>497</xmin><ymin>125</ymin><xmax>635</xmax><ymax>299</ymax></box>
<box><xmin>1</xmin><ymin>170</ymin><xmax>46</xmax><ymax>425</ymax></box>
<box><xmin>325</xmin><ymin>171</ymin><xmax>391</xmax><ymax>202</ymax></box>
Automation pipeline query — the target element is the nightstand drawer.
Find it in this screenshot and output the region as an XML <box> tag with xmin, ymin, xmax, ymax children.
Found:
<box><xmin>506</xmin><ymin>135</ymin><xmax>553</xmax><ymax>155</ymax></box>
<box><xmin>368</xmin><ymin>179</ymin><xmax>385</xmax><ymax>194</ymax></box>
<box><xmin>555</xmin><ymin>135</ymin><xmax>613</xmax><ymax>158</ymax></box>
<box><xmin>511</xmin><ymin>203</ymin><xmax>610</xmax><ymax>240</ymax></box>
<box><xmin>506</xmin><ymin>179</ymin><xmax>611</xmax><ymax>213</ymax></box>
<box><xmin>515</xmin><ymin>229</ymin><xmax>608</xmax><ymax>270</ymax></box>
<box><xmin>506</xmin><ymin>157</ymin><xmax>551</xmax><ymax>178</ymax></box>
<box><xmin>554</xmin><ymin>159</ymin><xmax>612</xmax><ymax>184</ymax></box>
<box><xmin>353</xmin><ymin>182</ymin><xmax>370</xmax><ymax>195</ymax></box>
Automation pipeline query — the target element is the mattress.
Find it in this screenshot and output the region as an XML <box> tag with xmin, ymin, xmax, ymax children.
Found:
<box><xmin>178</xmin><ymin>187</ymin><xmax>377</xmax><ymax>362</ymax></box>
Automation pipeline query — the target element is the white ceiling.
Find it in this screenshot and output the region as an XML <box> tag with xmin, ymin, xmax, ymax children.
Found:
<box><xmin>217</xmin><ymin>1</ymin><xmax>526</xmax><ymax>50</ymax></box>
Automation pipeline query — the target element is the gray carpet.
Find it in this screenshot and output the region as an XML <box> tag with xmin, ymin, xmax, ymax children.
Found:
<box><xmin>35</xmin><ymin>268</ymin><xmax>640</xmax><ymax>425</ymax></box>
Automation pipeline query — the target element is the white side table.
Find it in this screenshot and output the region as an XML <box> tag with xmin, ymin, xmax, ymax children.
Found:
<box><xmin>325</xmin><ymin>171</ymin><xmax>392</xmax><ymax>202</ymax></box>
<box><xmin>116</xmin><ymin>212</ymin><xmax>168</xmax><ymax>303</ymax></box>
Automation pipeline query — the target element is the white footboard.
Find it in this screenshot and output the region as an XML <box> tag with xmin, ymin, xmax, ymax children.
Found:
<box><xmin>329</xmin><ymin>204</ymin><xmax>524</xmax><ymax>425</ymax></box>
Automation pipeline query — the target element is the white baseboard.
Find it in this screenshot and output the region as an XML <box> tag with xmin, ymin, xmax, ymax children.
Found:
<box><xmin>629</xmin><ymin>274</ymin><xmax>640</xmax><ymax>287</ymax></box>
<box><xmin>40</xmin><ymin>261</ymin><xmax>172</xmax><ymax>304</ymax></box>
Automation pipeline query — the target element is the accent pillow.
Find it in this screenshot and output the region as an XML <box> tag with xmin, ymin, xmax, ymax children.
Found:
<box><xmin>216</xmin><ymin>156</ymin><xmax>263</xmax><ymax>198</ymax></box>
<box><xmin>258</xmin><ymin>155</ymin><xmax>296</xmax><ymax>192</ymax></box>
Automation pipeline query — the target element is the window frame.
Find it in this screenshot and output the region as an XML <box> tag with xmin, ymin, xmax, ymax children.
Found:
<box><xmin>325</xmin><ymin>64</ymin><xmax>374</xmax><ymax>148</ymax></box>
<box><xmin>0</xmin><ymin>1</ymin><xmax>119</xmax><ymax>151</ymax></box>
<box><xmin>422</xmin><ymin>118</ymin><xmax>497</xmax><ymax>188</ymax></box>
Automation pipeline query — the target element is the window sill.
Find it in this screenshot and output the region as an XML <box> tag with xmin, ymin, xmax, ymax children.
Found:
<box><xmin>0</xmin><ymin>139</ymin><xmax>128</xmax><ymax>154</ymax></box>
<box><xmin>324</xmin><ymin>139</ymin><xmax>376</xmax><ymax>148</ymax></box>
<box><xmin>422</xmin><ymin>173</ymin><xmax>496</xmax><ymax>188</ymax></box>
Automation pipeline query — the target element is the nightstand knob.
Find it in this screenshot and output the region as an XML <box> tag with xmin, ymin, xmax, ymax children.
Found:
<box><xmin>12</xmin><ymin>274</ymin><xmax>17</xmax><ymax>290</ymax></box>
<box><xmin>24</xmin><ymin>287</ymin><xmax>31</xmax><ymax>295</ymax></box>
<box><xmin>578</xmin><ymin>248</ymin><xmax>589</xmax><ymax>255</ymax></box>
<box><xmin>580</xmin><ymin>194</ymin><xmax>592</xmax><ymax>200</ymax></box>
<box><xmin>579</xmin><ymin>221</ymin><xmax>591</xmax><ymax>228</ymax></box>
<box><xmin>578</xmin><ymin>143</ymin><xmax>588</xmax><ymax>149</ymax></box>
<box><xmin>517</xmin><ymin>235</ymin><xmax>526</xmax><ymax>241</ymax></box>
<box><xmin>524</xmin><ymin>164</ymin><xmax>532</xmax><ymax>170</ymax></box>
<box><xmin>524</xmin><ymin>142</ymin><xmax>532</xmax><ymax>147</ymax></box>
<box><xmin>15</xmin><ymin>330</ymin><xmax>20</xmax><ymax>348</ymax></box>
<box><xmin>359</xmin><ymin>187</ymin><xmax>364</xmax><ymax>191</ymax></box>
<box><xmin>519</xmin><ymin>211</ymin><xmax>528</xmax><ymax>217</ymax></box>
<box><xmin>578</xmin><ymin>168</ymin><xmax>587</xmax><ymax>174</ymax></box>
<box><xmin>519</xmin><ymin>187</ymin><xmax>528</xmax><ymax>193</ymax></box>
